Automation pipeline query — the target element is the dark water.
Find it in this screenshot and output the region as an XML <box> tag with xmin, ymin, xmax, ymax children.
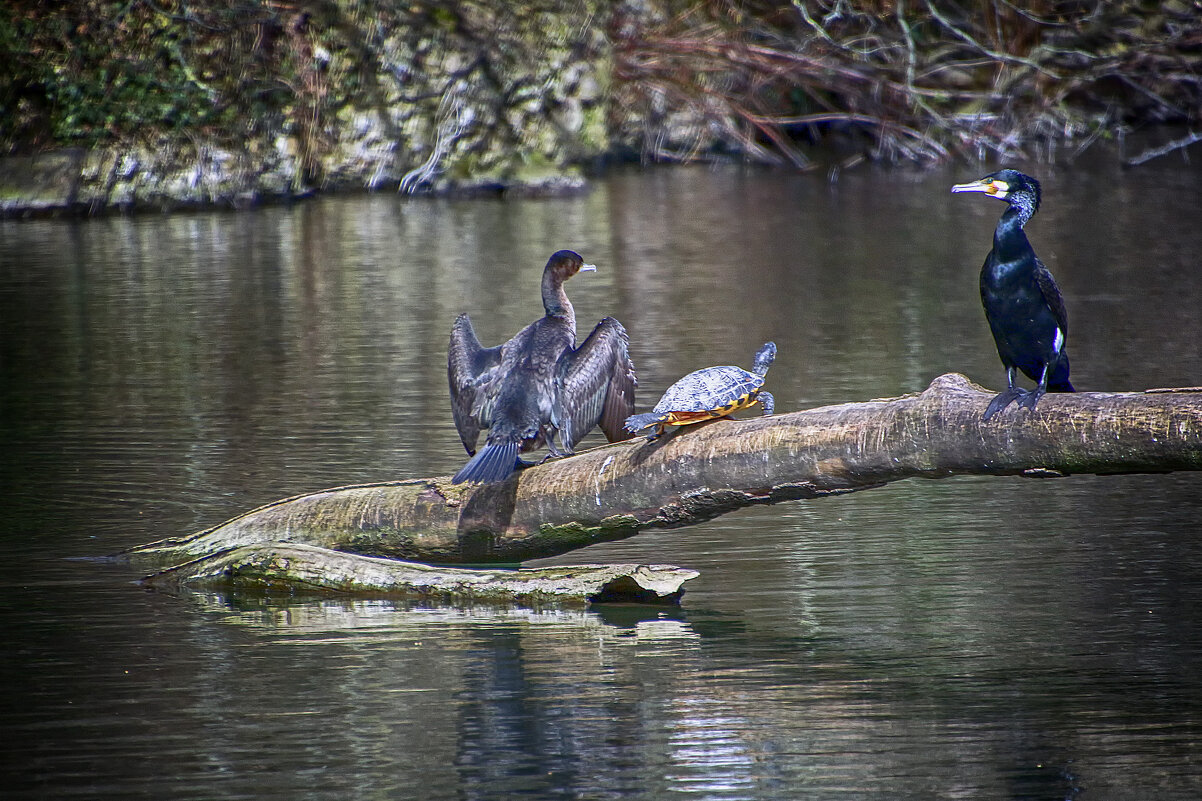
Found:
<box><xmin>3</xmin><ymin>159</ymin><xmax>1202</xmax><ymax>799</ymax></box>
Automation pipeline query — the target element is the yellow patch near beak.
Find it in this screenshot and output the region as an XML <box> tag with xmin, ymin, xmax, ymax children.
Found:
<box><xmin>951</xmin><ymin>178</ymin><xmax>1010</xmax><ymax>198</ymax></box>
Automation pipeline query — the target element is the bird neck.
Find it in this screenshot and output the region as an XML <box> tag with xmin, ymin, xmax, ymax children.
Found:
<box><xmin>541</xmin><ymin>268</ymin><xmax>576</xmax><ymax>330</ymax></box>
<box><xmin>992</xmin><ymin>206</ymin><xmax>1035</xmax><ymax>266</ymax></box>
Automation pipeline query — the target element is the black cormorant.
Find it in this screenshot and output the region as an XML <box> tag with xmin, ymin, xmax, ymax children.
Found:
<box><xmin>448</xmin><ymin>250</ymin><xmax>636</xmax><ymax>484</ymax></box>
<box><xmin>952</xmin><ymin>169</ymin><xmax>1074</xmax><ymax>420</ymax></box>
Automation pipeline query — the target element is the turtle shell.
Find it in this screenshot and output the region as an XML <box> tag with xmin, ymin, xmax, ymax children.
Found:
<box><xmin>651</xmin><ymin>365</ymin><xmax>763</xmax><ymax>420</ymax></box>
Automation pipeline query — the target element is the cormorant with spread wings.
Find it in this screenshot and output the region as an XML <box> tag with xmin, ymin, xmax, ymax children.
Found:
<box><xmin>448</xmin><ymin>250</ymin><xmax>636</xmax><ymax>484</ymax></box>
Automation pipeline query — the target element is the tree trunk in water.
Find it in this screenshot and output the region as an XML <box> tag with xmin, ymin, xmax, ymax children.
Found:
<box><xmin>128</xmin><ymin>374</ymin><xmax>1202</xmax><ymax>567</ymax></box>
<box><xmin>140</xmin><ymin>544</ymin><xmax>699</xmax><ymax>606</ymax></box>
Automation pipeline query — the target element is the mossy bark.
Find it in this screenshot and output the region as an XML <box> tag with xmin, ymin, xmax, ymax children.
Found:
<box><xmin>129</xmin><ymin>373</ymin><xmax>1202</xmax><ymax>569</ymax></box>
<box><xmin>141</xmin><ymin>544</ymin><xmax>698</xmax><ymax>606</ymax></box>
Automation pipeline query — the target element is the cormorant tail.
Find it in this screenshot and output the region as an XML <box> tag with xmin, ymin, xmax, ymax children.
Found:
<box><xmin>624</xmin><ymin>412</ymin><xmax>664</xmax><ymax>434</ymax></box>
<box><xmin>451</xmin><ymin>441</ymin><xmax>521</xmax><ymax>484</ymax></box>
<box><xmin>1048</xmin><ymin>356</ymin><xmax>1074</xmax><ymax>393</ymax></box>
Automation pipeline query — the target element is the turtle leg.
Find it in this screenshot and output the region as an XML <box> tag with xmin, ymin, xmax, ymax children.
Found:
<box><xmin>758</xmin><ymin>391</ymin><xmax>775</xmax><ymax>416</ymax></box>
<box><xmin>645</xmin><ymin>423</ymin><xmax>666</xmax><ymax>442</ymax></box>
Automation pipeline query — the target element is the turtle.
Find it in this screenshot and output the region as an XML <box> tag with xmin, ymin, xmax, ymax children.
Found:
<box><xmin>623</xmin><ymin>342</ymin><xmax>776</xmax><ymax>440</ymax></box>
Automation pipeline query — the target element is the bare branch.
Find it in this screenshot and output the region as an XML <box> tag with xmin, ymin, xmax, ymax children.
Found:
<box><xmin>1125</xmin><ymin>130</ymin><xmax>1202</xmax><ymax>166</ymax></box>
<box><xmin>922</xmin><ymin>0</ymin><xmax>1058</xmax><ymax>77</ymax></box>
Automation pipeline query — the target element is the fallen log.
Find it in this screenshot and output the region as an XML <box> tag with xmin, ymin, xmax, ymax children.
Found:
<box><xmin>139</xmin><ymin>544</ymin><xmax>698</xmax><ymax>606</ymax></box>
<box><xmin>128</xmin><ymin>373</ymin><xmax>1202</xmax><ymax>566</ymax></box>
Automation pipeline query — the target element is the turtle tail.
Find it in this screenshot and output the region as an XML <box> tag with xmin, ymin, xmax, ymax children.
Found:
<box><xmin>452</xmin><ymin>441</ymin><xmax>521</xmax><ymax>484</ymax></box>
<box><xmin>623</xmin><ymin>412</ymin><xmax>664</xmax><ymax>434</ymax></box>
<box><xmin>752</xmin><ymin>341</ymin><xmax>776</xmax><ymax>377</ymax></box>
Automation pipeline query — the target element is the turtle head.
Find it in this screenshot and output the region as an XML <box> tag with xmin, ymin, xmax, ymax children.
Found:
<box><xmin>751</xmin><ymin>341</ymin><xmax>776</xmax><ymax>376</ymax></box>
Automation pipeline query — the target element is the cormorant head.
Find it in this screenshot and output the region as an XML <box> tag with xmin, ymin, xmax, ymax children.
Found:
<box><xmin>952</xmin><ymin>169</ymin><xmax>1041</xmax><ymax>216</ymax></box>
<box><xmin>545</xmin><ymin>249</ymin><xmax>596</xmax><ymax>282</ymax></box>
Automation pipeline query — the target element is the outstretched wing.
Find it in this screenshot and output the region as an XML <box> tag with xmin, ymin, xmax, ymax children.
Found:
<box><xmin>555</xmin><ymin>317</ymin><xmax>637</xmax><ymax>449</ymax></box>
<box><xmin>448</xmin><ymin>313</ymin><xmax>503</xmax><ymax>455</ymax></box>
<box><xmin>1034</xmin><ymin>256</ymin><xmax>1068</xmax><ymax>336</ymax></box>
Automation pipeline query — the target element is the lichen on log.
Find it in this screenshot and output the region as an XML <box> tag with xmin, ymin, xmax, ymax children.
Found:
<box><xmin>127</xmin><ymin>373</ymin><xmax>1202</xmax><ymax>568</ymax></box>
<box><xmin>140</xmin><ymin>544</ymin><xmax>698</xmax><ymax>607</ymax></box>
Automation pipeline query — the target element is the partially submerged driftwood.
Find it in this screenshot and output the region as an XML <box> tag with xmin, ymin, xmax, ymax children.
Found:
<box><xmin>141</xmin><ymin>544</ymin><xmax>698</xmax><ymax>606</ymax></box>
<box><xmin>130</xmin><ymin>374</ymin><xmax>1202</xmax><ymax>571</ymax></box>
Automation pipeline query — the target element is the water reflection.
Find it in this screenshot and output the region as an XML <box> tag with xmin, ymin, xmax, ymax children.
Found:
<box><xmin>4</xmin><ymin>160</ymin><xmax>1202</xmax><ymax>799</ymax></box>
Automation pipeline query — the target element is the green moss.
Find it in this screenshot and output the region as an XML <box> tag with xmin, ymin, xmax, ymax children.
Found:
<box><xmin>536</xmin><ymin>514</ymin><xmax>642</xmax><ymax>550</ymax></box>
<box><xmin>511</xmin><ymin>152</ymin><xmax>560</xmax><ymax>181</ymax></box>
<box><xmin>344</xmin><ymin>527</ymin><xmax>419</xmax><ymax>560</ymax></box>
<box><xmin>578</xmin><ymin>105</ymin><xmax>609</xmax><ymax>151</ymax></box>
<box><xmin>600</xmin><ymin>514</ymin><xmax>641</xmax><ymax>529</ymax></box>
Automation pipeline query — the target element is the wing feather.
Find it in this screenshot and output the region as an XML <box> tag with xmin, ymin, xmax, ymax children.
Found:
<box><xmin>1034</xmin><ymin>257</ymin><xmax>1069</xmax><ymax>336</ymax></box>
<box><xmin>555</xmin><ymin>317</ymin><xmax>637</xmax><ymax>448</ymax></box>
<box><xmin>448</xmin><ymin>313</ymin><xmax>503</xmax><ymax>455</ymax></box>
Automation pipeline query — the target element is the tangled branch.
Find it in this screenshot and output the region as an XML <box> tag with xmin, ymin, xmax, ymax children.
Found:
<box><xmin>611</xmin><ymin>0</ymin><xmax>1202</xmax><ymax>166</ymax></box>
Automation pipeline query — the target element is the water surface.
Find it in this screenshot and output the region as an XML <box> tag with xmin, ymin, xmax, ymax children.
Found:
<box><xmin>3</xmin><ymin>158</ymin><xmax>1202</xmax><ymax>799</ymax></box>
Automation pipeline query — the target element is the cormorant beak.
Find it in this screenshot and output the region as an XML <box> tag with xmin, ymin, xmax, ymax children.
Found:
<box><xmin>579</xmin><ymin>263</ymin><xmax>597</xmax><ymax>272</ymax></box>
<box><xmin>951</xmin><ymin>179</ymin><xmax>1008</xmax><ymax>199</ymax></box>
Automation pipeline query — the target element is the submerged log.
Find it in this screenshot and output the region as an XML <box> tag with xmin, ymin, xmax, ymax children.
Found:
<box><xmin>129</xmin><ymin>373</ymin><xmax>1202</xmax><ymax>566</ymax></box>
<box><xmin>140</xmin><ymin>544</ymin><xmax>698</xmax><ymax>606</ymax></box>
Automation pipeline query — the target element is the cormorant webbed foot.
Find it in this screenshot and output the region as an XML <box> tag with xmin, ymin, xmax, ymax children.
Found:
<box><xmin>983</xmin><ymin>387</ymin><xmax>1027</xmax><ymax>421</ymax></box>
<box><xmin>1016</xmin><ymin>387</ymin><xmax>1047</xmax><ymax>412</ymax></box>
<box><xmin>542</xmin><ymin>437</ymin><xmax>574</xmax><ymax>460</ymax></box>
<box><xmin>533</xmin><ymin>450</ymin><xmax>571</xmax><ymax>466</ymax></box>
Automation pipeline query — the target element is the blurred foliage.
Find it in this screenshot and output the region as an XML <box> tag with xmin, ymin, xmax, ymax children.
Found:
<box><xmin>0</xmin><ymin>0</ymin><xmax>609</xmax><ymax>190</ymax></box>
<box><xmin>0</xmin><ymin>0</ymin><xmax>295</xmax><ymax>150</ymax></box>
<box><xmin>612</xmin><ymin>0</ymin><xmax>1202</xmax><ymax>164</ymax></box>
<box><xmin>2</xmin><ymin>0</ymin><xmax>1200</xmax><ymax>166</ymax></box>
